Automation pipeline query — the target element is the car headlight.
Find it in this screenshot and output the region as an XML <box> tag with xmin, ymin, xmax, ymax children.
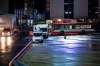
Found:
<box><xmin>40</xmin><ymin>36</ymin><xmax>43</xmax><ymax>40</ymax></box>
<box><xmin>8</xmin><ymin>32</ymin><xmax>10</xmax><ymax>35</ymax></box>
<box><xmin>2</xmin><ymin>32</ymin><xmax>4</xmax><ymax>35</ymax></box>
<box><xmin>32</xmin><ymin>37</ymin><xmax>35</xmax><ymax>41</ymax></box>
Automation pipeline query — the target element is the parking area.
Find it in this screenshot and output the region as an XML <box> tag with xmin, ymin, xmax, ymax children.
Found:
<box><xmin>10</xmin><ymin>35</ymin><xmax>100</xmax><ymax>66</ymax></box>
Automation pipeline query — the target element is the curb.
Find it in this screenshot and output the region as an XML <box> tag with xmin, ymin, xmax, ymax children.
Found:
<box><xmin>9</xmin><ymin>40</ymin><xmax>32</xmax><ymax>66</ymax></box>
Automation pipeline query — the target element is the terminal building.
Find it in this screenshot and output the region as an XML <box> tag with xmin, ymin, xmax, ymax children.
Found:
<box><xmin>45</xmin><ymin>0</ymin><xmax>100</xmax><ymax>35</ymax></box>
<box><xmin>0</xmin><ymin>0</ymin><xmax>100</xmax><ymax>24</ymax></box>
<box><xmin>46</xmin><ymin>0</ymin><xmax>100</xmax><ymax>20</ymax></box>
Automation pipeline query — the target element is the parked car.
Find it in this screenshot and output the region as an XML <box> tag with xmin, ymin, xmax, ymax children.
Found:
<box><xmin>32</xmin><ymin>32</ymin><xmax>43</xmax><ymax>43</ymax></box>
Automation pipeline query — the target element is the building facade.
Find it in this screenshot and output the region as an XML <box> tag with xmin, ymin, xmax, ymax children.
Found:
<box><xmin>88</xmin><ymin>0</ymin><xmax>98</xmax><ymax>19</ymax></box>
<box><xmin>99</xmin><ymin>0</ymin><xmax>100</xmax><ymax>20</ymax></box>
<box><xmin>45</xmin><ymin>0</ymin><xmax>50</xmax><ymax>19</ymax></box>
<box><xmin>46</xmin><ymin>0</ymin><xmax>99</xmax><ymax>20</ymax></box>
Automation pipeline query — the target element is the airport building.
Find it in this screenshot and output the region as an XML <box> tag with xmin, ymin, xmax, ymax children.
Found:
<box><xmin>46</xmin><ymin>0</ymin><xmax>100</xmax><ymax>20</ymax></box>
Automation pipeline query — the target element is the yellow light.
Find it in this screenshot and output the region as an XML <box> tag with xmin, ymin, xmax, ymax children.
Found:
<box><xmin>0</xmin><ymin>36</ymin><xmax>12</xmax><ymax>53</ymax></box>
<box><xmin>2</xmin><ymin>32</ymin><xmax>4</xmax><ymax>36</ymax></box>
<box><xmin>7</xmin><ymin>37</ymin><xmax>12</xmax><ymax>45</ymax></box>
<box><xmin>7</xmin><ymin>32</ymin><xmax>10</xmax><ymax>36</ymax></box>
<box><xmin>71</xmin><ymin>19</ymin><xmax>76</xmax><ymax>23</ymax></box>
<box><xmin>1</xmin><ymin>37</ymin><xmax>6</xmax><ymax>52</ymax></box>
<box><xmin>57</xmin><ymin>19</ymin><xmax>62</xmax><ymax>22</ymax></box>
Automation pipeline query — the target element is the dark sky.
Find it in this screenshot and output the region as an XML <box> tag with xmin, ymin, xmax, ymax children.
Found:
<box><xmin>34</xmin><ymin>0</ymin><xmax>45</xmax><ymax>13</ymax></box>
<box><xmin>14</xmin><ymin>0</ymin><xmax>46</xmax><ymax>13</ymax></box>
<box><xmin>8</xmin><ymin>0</ymin><xmax>25</xmax><ymax>13</ymax></box>
<box><xmin>0</xmin><ymin>0</ymin><xmax>45</xmax><ymax>14</ymax></box>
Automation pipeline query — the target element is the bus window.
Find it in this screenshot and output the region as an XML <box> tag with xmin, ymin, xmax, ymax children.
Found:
<box><xmin>54</xmin><ymin>25</ymin><xmax>62</xmax><ymax>30</ymax></box>
<box><xmin>64</xmin><ymin>25</ymin><xmax>72</xmax><ymax>29</ymax></box>
<box><xmin>60</xmin><ymin>25</ymin><xmax>64</xmax><ymax>30</ymax></box>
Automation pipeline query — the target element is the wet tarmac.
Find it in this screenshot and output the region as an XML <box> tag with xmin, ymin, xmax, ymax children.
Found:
<box><xmin>18</xmin><ymin>35</ymin><xmax>100</xmax><ymax>66</ymax></box>
<box><xmin>0</xmin><ymin>35</ymin><xmax>28</xmax><ymax>66</ymax></box>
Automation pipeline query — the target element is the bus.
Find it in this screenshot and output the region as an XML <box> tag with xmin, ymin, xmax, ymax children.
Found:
<box><xmin>51</xmin><ymin>21</ymin><xmax>95</xmax><ymax>35</ymax></box>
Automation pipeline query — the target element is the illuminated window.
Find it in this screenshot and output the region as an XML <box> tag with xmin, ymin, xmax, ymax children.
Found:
<box><xmin>64</xmin><ymin>0</ymin><xmax>73</xmax><ymax>19</ymax></box>
<box><xmin>65</xmin><ymin>12</ymin><xmax>68</xmax><ymax>14</ymax></box>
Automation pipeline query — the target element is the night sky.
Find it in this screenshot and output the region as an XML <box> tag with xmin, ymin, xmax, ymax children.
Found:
<box><xmin>34</xmin><ymin>0</ymin><xmax>45</xmax><ymax>13</ymax></box>
<box><xmin>0</xmin><ymin>0</ymin><xmax>45</xmax><ymax>14</ymax></box>
<box><xmin>9</xmin><ymin>0</ymin><xmax>25</xmax><ymax>14</ymax></box>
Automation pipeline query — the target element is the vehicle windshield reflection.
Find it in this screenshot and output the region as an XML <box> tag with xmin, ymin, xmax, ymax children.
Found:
<box><xmin>34</xmin><ymin>33</ymin><xmax>42</xmax><ymax>36</ymax></box>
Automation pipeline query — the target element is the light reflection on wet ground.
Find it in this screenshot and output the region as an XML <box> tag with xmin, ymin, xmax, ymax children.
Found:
<box><xmin>0</xmin><ymin>36</ymin><xmax>12</xmax><ymax>53</ymax></box>
<box><xmin>0</xmin><ymin>35</ymin><xmax>28</xmax><ymax>66</ymax></box>
<box><xmin>19</xmin><ymin>35</ymin><xmax>100</xmax><ymax>66</ymax></box>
